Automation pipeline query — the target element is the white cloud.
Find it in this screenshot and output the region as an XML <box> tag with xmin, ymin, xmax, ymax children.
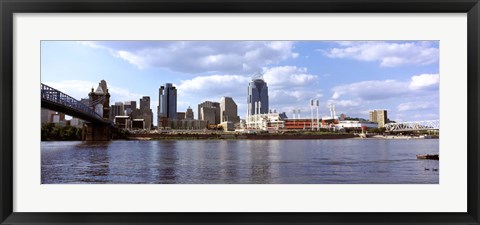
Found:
<box><xmin>412</xmin><ymin>113</ymin><xmax>439</xmax><ymax>120</ymax></box>
<box><xmin>177</xmin><ymin>74</ymin><xmax>250</xmax><ymax>98</ymax></box>
<box><xmin>397</xmin><ymin>102</ymin><xmax>435</xmax><ymax>112</ymax></box>
<box><xmin>80</xmin><ymin>41</ymin><xmax>298</xmax><ymax>74</ymax></box>
<box><xmin>331</xmin><ymin>80</ymin><xmax>409</xmax><ymax>101</ymax></box>
<box><xmin>409</xmin><ymin>74</ymin><xmax>439</xmax><ymax>90</ymax></box>
<box><xmin>331</xmin><ymin>73</ymin><xmax>439</xmax><ymax>101</ymax></box>
<box><xmin>262</xmin><ymin>66</ymin><xmax>318</xmax><ymax>88</ymax></box>
<box><xmin>44</xmin><ymin>80</ymin><xmax>144</xmax><ymax>104</ymax></box>
<box><xmin>322</xmin><ymin>41</ymin><xmax>439</xmax><ymax>67</ymax></box>
<box><xmin>328</xmin><ymin>99</ymin><xmax>361</xmax><ymax>107</ymax></box>
<box><xmin>327</xmin><ymin>73</ymin><xmax>439</xmax><ymax>120</ymax></box>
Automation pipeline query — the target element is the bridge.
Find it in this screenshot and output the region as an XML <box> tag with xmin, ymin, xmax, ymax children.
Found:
<box><xmin>41</xmin><ymin>81</ymin><xmax>112</xmax><ymax>141</ymax></box>
<box><xmin>384</xmin><ymin>120</ymin><xmax>439</xmax><ymax>132</ymax></box>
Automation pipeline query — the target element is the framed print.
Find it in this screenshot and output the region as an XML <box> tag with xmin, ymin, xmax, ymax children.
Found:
<box><xmin>1</xmin><ymin>0</ymin><xmax>479</xmax><ymax>224</ymax></box>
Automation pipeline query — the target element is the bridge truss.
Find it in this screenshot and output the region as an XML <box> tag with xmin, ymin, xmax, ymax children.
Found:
<box><xmin>384</xmin><ymin>120</ymin><xmax>439</xmax><ymax>132</ymax></box>
<box><xmin>41</xmin><ymin>83</ymin><xmax>106</xmax><ymax>123</ymax></box>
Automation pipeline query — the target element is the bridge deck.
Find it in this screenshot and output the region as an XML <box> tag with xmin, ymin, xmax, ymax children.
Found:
<box><xmin>384</xmin><ymin>120</ymin><xmax>439</xmax><ymax>132</ymax></box>
<box><xmin>41</xmin><ymin>83</ymin><xmax>108</xmax><ymax>124</ymax></box>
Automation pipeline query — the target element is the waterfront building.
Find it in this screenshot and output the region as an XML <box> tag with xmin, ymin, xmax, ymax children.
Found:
<box><xmin>41</xmin><ymin>109</ymin><xmax>56</xmax><ymax>124</ymax></box>
<box><xmin>131</xmin><ymin>119</ymin><xmax>145</xmax><ymax>130</ymax></box>
<box><xmin>219</xmin><ymin>121</ymin><xmax>235</xmax><ymax>131</ymax></box>
<box><xmin>110</xmin><ymin>102</ymin><xmax>125</xmax><ymax>119</ymax></box>
<box><xmin>51</xmin><ymin>112</ymin><xmax>65</xmax><ymax>122</ymax></box>
<box><xmin>177</xmin><ymin>112</ymin><xmax>186</xmax><ymax>120</ymax></box>
<box><xmin>369</xmin><ymin>109</ymin><xmax>388</xmax><ymax>128</ymax></box>
<box><xmin>198</xmin><ymin>101</ymin><xmax>220</xmax><ymax>124</ymax></box>
<box><xmin>186</xmin><ymin>106</ymin><xmax>194</xmax><ymax>120</ymax></box>
<box><xmin>245</xmin><ymin>113</ymin><xmax>285</xmax><ymax>130</ymax></box>
<box><xmin>334</xmin><ymin>120</ymin><xmax>378</xmax><ymax>131</ymax></box>
<box><xmin>124</xmin><ymin>101</ymin><xmax>137</xmax><ymax>116</ymax></box>
<box><xmin>247</xmin><ymin>76</ymin><xmax>269</xmax><ymax>116</ymax></box>
<box><xmin>114</xmin><ymin>115</ymin><xmax>130</xmax><ymax>129</ymax></box>
<box><xmin>130</xmin><ymin>108</ymin><xmax>153</xmax><ymax>130</ymax></box>
<box><xmin>168</xmin><ymin>119</ymin><xmax>207</xmax><ymax>130</ymax></box>
<box><xmin>220</xmin><ymin>96</ymin><xmax>240</xmax><ymax>124</ymax></box>
<box><xmin>140</xmin><ymin>96</ymin><xmax>150</xmax><ymax>110</ymax></box>
<box><xmin>200</xmin><ymin>107</ymin><xmax>220</xmax><ymax>125</ymax></box>
<box><xmin>69</xmin><ymin>118</ymin><xmax>84</xmax><ymax>128</ymax></box>
<box><xmin>158</xmin><ymin>83</ymin><xmax>177</xmax><ymax>123</ymax></box>
<box><xmin>283</xmin><ymin>119</ymin><xmax>318</xmax><ymax>130</ymax></box>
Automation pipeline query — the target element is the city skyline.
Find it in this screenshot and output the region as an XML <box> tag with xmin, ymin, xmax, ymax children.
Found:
<box><xmin>41</xmin><ymin>40</ymin><xmax>439</xmax><ymax>126</ymax></box>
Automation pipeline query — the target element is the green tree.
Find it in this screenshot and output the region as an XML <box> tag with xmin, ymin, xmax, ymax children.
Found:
<box><xmin>41</xmin><ymin>123</ymin><xmax>55</xmax><ymax>141</ymax></box>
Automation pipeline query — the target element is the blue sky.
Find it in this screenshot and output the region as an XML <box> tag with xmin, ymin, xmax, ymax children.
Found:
<box><xmin>41</xmin><ymin>41</ymin><xmax>439</xmax><ymax>126</ymax></box>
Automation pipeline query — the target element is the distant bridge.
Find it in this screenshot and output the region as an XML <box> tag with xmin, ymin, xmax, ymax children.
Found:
<box><xmin>384</xmin><ymin>120</ymin><xmax>439</xmax><ymax>132</ymax></box>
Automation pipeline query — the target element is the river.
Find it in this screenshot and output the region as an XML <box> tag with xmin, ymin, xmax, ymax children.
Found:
<box><xmin>41</xmin><ymin>139</ymin><xmax>439</xmax><ymax>184</ymax></box>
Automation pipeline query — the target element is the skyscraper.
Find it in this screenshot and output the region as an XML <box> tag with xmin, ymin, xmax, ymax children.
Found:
<box><xmin>220</xmin><ymin>96</ymin><xmax>240</xmax><ymax>124</ymax></box>
<box><xmin>124</xmin><ymin>100</ymin><xmax>137</xmax><ymax>116</ymax></box>
<box><xmin>369</xmin><ymin>109</ymin><xmax>388</xmax><ymax>128</ymax></box>
<box><xmin>186</xmin><ymin>106</ymin><xmax>194</xmax><ymax>120</ymax></box>
<box><xmin>131</xmin><ymin>96</ymin><xmax>153</xmax><ymax>130</ymax></box>
<box><xmin>158</xmin><ymin>83</ymin><xmax>177</xmax><ymax>125</ymax></box>
<box><xmin>110</xmin><ymin>102</ymin><xmax>125</xmax><ymax>119</ymax></box>
<box><xmin>198</xmin><ymin>101</ymin><xmax>220</xmax><ymax>125</ymax></box>
<box><xmin>247</xmin><ymin>77</ymin><xmax>269</xmax><ymax>116</ymax></box>
<box><xmin>140</xmin><ymin>96</ymin><xmax>150</xmax><ymax>110</ymax></box>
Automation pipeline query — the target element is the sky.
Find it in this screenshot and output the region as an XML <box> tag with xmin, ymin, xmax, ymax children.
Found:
<box><xmin>41</xmin><ymin>41</ymin><xmax>439</xmax><ymax>126</ymax></box>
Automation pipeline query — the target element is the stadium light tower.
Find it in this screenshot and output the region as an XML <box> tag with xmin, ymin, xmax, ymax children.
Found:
<box><xmin>316</xmin><ymin>99</ymin><xmax>320</xmax><ymax>130</ymax></box>
<box><xmin>310</xmin><ymin>99</ymin><xmax>314</xmax><ymax>130</ymax></box>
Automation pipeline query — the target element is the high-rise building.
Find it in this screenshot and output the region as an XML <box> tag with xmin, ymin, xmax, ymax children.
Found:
<box><xmin>140</xmin><ymin>96</ymin><xmax>150</xmax><ymax>110</ymax></box>
<box><xmin>41</xmin><ymin>109</ymin><xmax>56</xmax><ymax>124</ymax></box>
<box><xmin>200</xmin><ymin>107</ymin><xmax>219</xmax><ymax>125</ymax></box>
<box><xmin>177</xmin><ymin>112</ymin><xmax>186</xmax><ymax>120</ymax></box>
<box><xmin>158</xmin><ymin>83</ymin><xmax>177</xmax><ymax>125</ymax></box>
<box><xmin>110</xmin><ymin>102</ymin><xmax>125</xmax><ymax>119</ymax></box>
<box><xmin>247</xmin><ymin>77</ymin><xmax>269</xmax><ymax>116</ymax></box>
<box><xmin>198</xmin><ymin>101</ymin><xmax>220</xmax><ymax>125</ymax></box>
<box><xmin>124</xmin><ymin>101</ymin><xmax>137</xmax><ymax>116</ymax></box>
<box><xmin>129</xmin><ymin>96</ymin><xmax>153</xmax><ymax>129</ymax></box>
<box><xmin>369</xmin><ymin>109</ymin><xmax>388</xmax><ymax>128</ymax></box>
<box><xmin>220</xmin><ymin>96</ymin><xmax>240</xmax><ymax>124</ymax></box>
<box><xmin>186</xmin><ymin>106</ymin><xmax>194</xmax><ymax>120</ymax></box>
<box><xmin>131</xmin><ymin>108</ymin><xmax>153</xmax><ymax>130</ymax></box>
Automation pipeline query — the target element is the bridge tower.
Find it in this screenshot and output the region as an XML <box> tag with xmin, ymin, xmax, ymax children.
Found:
<box><xmin>83</xmin><ymin>80</ymin><xmax>111</xmax><ymax>141</ymax></box>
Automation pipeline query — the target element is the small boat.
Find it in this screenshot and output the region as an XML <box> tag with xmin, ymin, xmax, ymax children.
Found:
<box><xmin>416</xmin><ymin>154</ymin><xmax>439</xmax><ymax>160</ymax></box>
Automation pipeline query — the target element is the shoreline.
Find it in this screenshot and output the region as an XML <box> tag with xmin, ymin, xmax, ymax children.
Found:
<box><xmin>126</xmin><ymin>133</ymin><xmax>357</xmax><ymax>140</ymax></box>
<box><xmin>41</xmin><ymin>133</ymin><xmax>439</xmax><ymax>141</ymax></box>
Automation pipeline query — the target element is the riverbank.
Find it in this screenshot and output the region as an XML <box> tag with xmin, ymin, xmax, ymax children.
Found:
<box><xmin>126</xmin><ymin>133</ymin><xmax>356</xmax><ymax>140</ymax></box>
<box><xmin>355</xmin><ymin>134</ymin><xmax>439</xmax><ymax>140</ymax></box>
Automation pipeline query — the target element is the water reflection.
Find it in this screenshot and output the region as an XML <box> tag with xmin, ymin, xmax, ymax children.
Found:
<box><xmin>157</xmin><ymin>141</ymin><xmax>178</xmax><ymax>183</ymax></box>
<box><xmin>41</xmin><ymin>139</ymin><xmax>440</xmax><ymax>184</ymax></box>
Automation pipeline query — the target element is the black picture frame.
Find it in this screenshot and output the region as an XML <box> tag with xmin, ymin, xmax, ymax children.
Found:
<box><xmin>1</xmin><ymin>0</ymin><xmax>479</xmax><ymax>224</ymax></box>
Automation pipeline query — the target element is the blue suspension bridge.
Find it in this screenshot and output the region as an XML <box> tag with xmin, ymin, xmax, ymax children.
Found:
<box><xmin>41</xmin><ymin>82</ymin><xmax>113</xmax><ymax>141</ymax></box>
